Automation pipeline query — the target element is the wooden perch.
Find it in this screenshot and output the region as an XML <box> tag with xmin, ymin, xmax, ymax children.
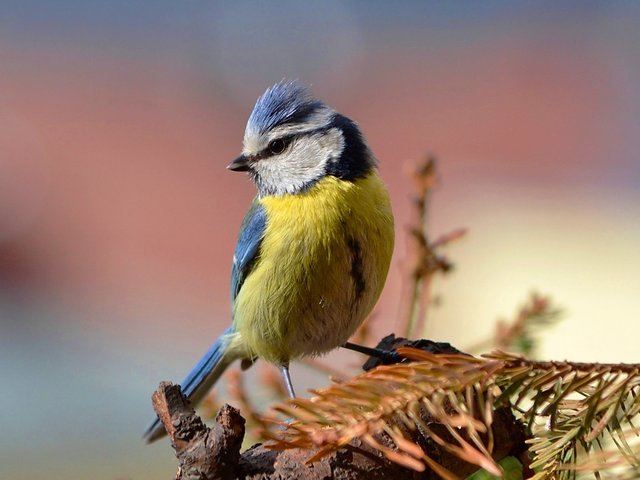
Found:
<box><xmin>152</xmin><ymin>382</ymin><xmax>244</xmax><ymax>479</ymax></box>
<box><xmin>151</xmin><ymin>340</ymin><xmax>529</xmax><ymax>479</ymax></box>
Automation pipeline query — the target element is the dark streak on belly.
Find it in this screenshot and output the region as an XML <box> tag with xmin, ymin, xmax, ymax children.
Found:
<box><xmin>347</xmin><ymin>237</ymin><xmax>366</xmax><ymax>302</ymax></box>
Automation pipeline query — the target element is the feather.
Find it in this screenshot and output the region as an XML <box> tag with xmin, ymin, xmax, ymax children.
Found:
<box><xmin>231</xmin><ymin>200</ymin><xmax>267</xmax><ymax>302</ymax></box>
<box><xmin>246</xmin><ymin>80</ymin><xmax>326</xmax><ymax>136</ymax></box>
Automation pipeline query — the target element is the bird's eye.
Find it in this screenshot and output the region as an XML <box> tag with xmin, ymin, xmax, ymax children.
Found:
<box><xmin>268</xmin><ymin>139</ymin><xmax>287</xmax><ymax>155</ymax></box>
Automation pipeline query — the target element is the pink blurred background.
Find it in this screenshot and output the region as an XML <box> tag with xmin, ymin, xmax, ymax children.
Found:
<box><xmin>2</xmin><ymin>2</ymin><xmax>640</xmax><ymax>478</ymax></box>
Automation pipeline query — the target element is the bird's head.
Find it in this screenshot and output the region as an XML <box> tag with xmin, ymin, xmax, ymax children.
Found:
<box><xmin>228</xmin><ymin>80</ymin><xmax>376</xmax><ymax>196</ymax></box>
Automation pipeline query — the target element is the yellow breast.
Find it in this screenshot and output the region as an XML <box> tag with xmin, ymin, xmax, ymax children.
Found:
<box><xmin>233</xmin><ymin>171</ymin><xmax>394</xmax><ymax>364</ymax></box>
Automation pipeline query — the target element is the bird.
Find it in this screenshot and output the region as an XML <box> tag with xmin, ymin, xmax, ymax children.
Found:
<box><xmin>144</xmin><ymin>80</ymin><xmax>394</xmax><ymax>443</ymax></box>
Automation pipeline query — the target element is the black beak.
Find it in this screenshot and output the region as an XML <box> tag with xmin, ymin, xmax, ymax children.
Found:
<box><xmin>227</xmin><ymin>154</ymin><xmax>251</xmax><ymax>172</ymax></box>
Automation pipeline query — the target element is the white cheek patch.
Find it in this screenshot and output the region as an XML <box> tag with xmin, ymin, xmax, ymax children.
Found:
<box><xmin>254</xmin><ymin>128</ymin><xmax>346</xmax><ymax>196</ymax></box>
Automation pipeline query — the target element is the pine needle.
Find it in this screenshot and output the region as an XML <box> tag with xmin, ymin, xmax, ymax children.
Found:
<box><xmin>262</xmin><ymin>348</ymin><xmax>640</xmax><ymax>478</ymax></box>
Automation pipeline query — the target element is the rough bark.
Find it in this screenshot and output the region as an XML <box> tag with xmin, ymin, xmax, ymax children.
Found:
<box><xmin>151</xmin><ymin>339</ymin><xmax>529</xmax><ymax>479</ymax></box>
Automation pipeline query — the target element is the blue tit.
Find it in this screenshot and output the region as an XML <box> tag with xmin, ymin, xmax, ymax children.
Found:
<box><xmin>144</xmin><ymin>80</ymin><xmax>394</xmax><ymax>443</ymax></box>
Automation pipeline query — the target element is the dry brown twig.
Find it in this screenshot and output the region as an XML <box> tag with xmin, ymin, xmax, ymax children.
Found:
<box><xmin>401</xmin><ymin>156</ymin><xmax>466</xmax><ymax>339</ymax></box>
<box><xmin>226</xmin><ymin>368</ymin><xmax>274</xmax><ymax>437</ymax></box>
<box><xmin>466</xmin><ymin>292</ymin><xmax>563</xmax><ymax>357</ymax></box>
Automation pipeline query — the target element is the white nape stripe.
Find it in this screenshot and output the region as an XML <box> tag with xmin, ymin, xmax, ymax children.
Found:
<box><xmin>243</xmin><ymin>108</ymin><xmax>335</xmax><ymax>156</ymax></box>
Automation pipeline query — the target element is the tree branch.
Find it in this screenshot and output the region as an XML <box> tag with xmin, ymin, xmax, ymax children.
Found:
<box><xmin>152</xmin><ymin>382</ymin><xmax>244</xmax><ymax>480</ymax></box>
<box><xmin>151</xmin><ymin>339</ymin><xmax>529</xmax><ymax>479</ymax></box>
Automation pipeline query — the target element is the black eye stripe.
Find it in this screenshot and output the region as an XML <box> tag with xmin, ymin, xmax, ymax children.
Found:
<box><xmin>252</xmin><ymin>126</ymin><xmax>334</xmax><ymax>161</ymax></box>
<box><xmin>253</xmin><ymin>135</ymin><xmax>294</xmax><ymax>160</ymax></box>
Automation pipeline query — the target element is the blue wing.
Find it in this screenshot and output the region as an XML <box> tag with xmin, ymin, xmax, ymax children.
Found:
<box><xmin>231</xmin><ymin>199</ymin><xmax>267</xmax><ymax>303</ymax></box>
<box><xmin>144</xmin><ymin>201</ymin><xmax>266</xmax><ymax>443</ymax></box>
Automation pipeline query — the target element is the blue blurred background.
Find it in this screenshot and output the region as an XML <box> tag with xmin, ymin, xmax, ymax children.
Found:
<box><xmin>2</xmin><ymin>1</ymin><xmax>640</xmax><ymax>478</ymax></box>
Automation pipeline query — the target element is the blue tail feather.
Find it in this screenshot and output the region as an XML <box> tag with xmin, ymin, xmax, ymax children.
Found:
<box><xmin>144</xmin><ymin>326</ymin><xmax>237</xmax><ymax>443</ymax></box>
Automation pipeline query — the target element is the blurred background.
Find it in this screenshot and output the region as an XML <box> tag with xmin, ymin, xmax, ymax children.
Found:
<box><xmin>2</xmin><ymin>1</ymin><xmax>640</xmax><ymax>478</ymax></box>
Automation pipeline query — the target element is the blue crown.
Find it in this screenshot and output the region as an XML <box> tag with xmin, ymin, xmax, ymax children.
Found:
<box><xmin>247</xmin><ymin>80</ymin><xmax>327</xmax><ymax>135</ymax></box>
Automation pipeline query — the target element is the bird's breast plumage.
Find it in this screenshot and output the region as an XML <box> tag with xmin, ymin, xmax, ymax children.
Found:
<box><xmin>232</xmin><ymin>171</ymin><xmax>394</xmax><ymax>364</ymax></box>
